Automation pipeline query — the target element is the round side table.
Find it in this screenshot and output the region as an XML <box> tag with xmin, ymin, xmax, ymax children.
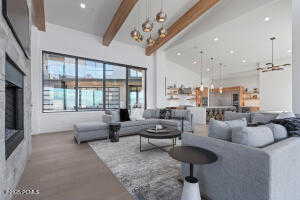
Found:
<box><xmin>109</xmin><ymin>123</ymin><xmax>121</xmax><ymax>142</ymax></box>
<box><xmin>169</xmin><ymin>146</ymin><xmax>218</xmax><ymax>200</ymax></box>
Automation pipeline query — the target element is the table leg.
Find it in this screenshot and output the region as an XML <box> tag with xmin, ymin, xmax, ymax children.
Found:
<box><xmin>139</xmin><ymin>136</ymin><xmax>142</xmax><ymax>152</ymax></box>
<box><xmin>181</xmin><ymin>163</ymin><xmax>201</xmax><ymax>200</ymax></box>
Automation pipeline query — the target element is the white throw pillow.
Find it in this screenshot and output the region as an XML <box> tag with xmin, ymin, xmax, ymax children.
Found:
<box><xmin>276</xmin><ymin>112</ymin><xmax>296</xmax><ymax>119</ymax></box>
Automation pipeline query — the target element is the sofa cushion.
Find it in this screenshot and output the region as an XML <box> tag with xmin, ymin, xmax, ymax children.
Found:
<box><xmin>106</xmin><ymin>110</ymin><xmax>120</xmax><ymax>122</ymax></box>
<box><xmin>232</xmin><ymin>126</ymin><xmax>275</xmax><ymax>148</ymax></box>
<box><xmin>224</xmin><ymin>111</ymin><xmax>251</xmax><ymax>123</ymax></box>
<box><xmin>265</xmin><ymin>123</ymin><xmax>288</xmax><ymax>141</ymax></box>
<box><xmin>74</xmin><ymin>122</ymin><xmax>108</xmax><ymax>132</ymax></box>
<box><xmin>208</xmin><ymin>118</ymin><xmax>247</xmax><ymax>141</ymax></box>
<box><xmin>276</xmin><ymin>112</ymin><xmax>296</xmax><ymax>119</ymax></box>
<box><xmin>251</xmin><ymin>113</ymin><xmax>278</xmax><ymax>124</ymax></box>
<box><xmin>143</xmin><ymin>109</ymin><xmax>159</xmax><ymax>119</ymax></box>
<box><xmin>171</xmin><ymin>110</ymin><xmax>191</xmax><ymax>121</ymax></box>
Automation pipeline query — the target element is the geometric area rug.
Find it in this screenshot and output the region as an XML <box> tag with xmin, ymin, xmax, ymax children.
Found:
<box><xmin>89</xmin><ymin>136</ymin><xmax>182</xmax><ymax>200</ymax></box>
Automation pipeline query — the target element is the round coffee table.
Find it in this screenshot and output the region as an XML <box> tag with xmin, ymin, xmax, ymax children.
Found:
<box><xmin>169</xmin><ymin>146</ymin><xmax>218</xmax><ymax>200</ymax></box>
<box><xmin>139</xmin><ymin>129</ymin><xmax>181</xmax><ymax>152</ymax></box>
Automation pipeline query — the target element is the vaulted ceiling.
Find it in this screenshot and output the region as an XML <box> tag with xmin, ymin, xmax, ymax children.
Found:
<box><xmin>44</xmin><ymin>0</ymin><xmax>291</xmax><ymax>77</ymax></box>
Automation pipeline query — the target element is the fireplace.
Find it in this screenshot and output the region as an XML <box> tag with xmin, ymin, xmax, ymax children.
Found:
<box><xmin>5</xmin><ymin>55</ymin><xmax>24</xmax><ymax>159</ymax></box>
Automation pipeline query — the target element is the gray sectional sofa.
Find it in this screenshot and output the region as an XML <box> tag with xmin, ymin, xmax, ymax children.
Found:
<box><xmin>181</xmin><ymin>133</ymin><xmax>300</xmax><ymax>200</ymax></box>
<box><xmin>180</xmin><ymin>111</ymin><xmax>300</xmax><ymax>200</ymax></box>
<box><xmin>74</xmin><ymin>109</ymin><xmax>193</xmax><ymax>144</ymax></box>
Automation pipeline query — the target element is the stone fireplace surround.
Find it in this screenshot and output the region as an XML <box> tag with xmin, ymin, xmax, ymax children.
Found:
<box><xmin>0</xmin><ymin>1</ymin><xmax>32</xmax><ymax>200</ymax></box>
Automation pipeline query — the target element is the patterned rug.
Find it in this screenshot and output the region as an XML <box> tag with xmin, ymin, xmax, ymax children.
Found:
<box><xmin>89</xmin><ymin>136</ymin><xmax>182</xmax><ymax>200</ymax></box>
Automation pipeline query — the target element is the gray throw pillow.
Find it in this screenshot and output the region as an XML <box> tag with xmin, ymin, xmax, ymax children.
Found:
<box><xmin>232</xmin><ymin>126</ymin><xmax>275</xmax><ymax>148</ymax></box>
<box><xmin>276</xmin><ymin>112</ymin><xmax>296</xmax><ymax>119</ymax></box>
<box><xmin>143</xmin><ymin>109</ymin><xmax>157</xmax><ymax>119</ymax></box>
<box><xmin>224</xmin><ymin>111</ymin><xmax>251</xmax><ymax>123</ymax></box>
<box><xmin>208</xmin><ymin>118</ymin><xmax>247</xmax><ymax>141</ymax></box>
<box><xmin>265</xmin><ymin>123</ymin><xmax>288</xmax><ymax>141</ymax></box>
<box><xmin>110</xmin><ymin>110</ymin><xmax>120</xmax><ymax>122</ymax></box>
<box><xmin>252</xmin><ymin>113</ymin><xmax>278</xmax><ymax>124</ymax></box>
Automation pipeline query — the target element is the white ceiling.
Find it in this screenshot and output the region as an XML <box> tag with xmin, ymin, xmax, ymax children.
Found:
<box><xmin>44</xmin><ymin>0</ymin><xmax>199</xmax><ymax>45</ymax></box>
<box><xmin>44</xmin><ymin>0</ymin><xmax>292</xmax><ymax>78</ymax></box>
<box><xmin>165</xmin><ymin>0</ymin><xmax>292</xmax><ymax>77</ymax></box>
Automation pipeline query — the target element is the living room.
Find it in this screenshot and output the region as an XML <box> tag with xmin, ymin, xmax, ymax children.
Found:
<box><xmin>1</xmin><ymin>0</ymin><xmax>300</xmax><ymax>200</ymax></box>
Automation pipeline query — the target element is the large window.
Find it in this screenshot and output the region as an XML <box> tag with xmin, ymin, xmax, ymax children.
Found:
<box><xmin>42</xmin><ymin>52</ymin><xmax>146</xmax><ymax>112</ymax></box>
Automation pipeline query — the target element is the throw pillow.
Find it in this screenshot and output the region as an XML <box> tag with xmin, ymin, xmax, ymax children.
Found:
<box><xmin>159</xmin><ymin>109</ymin><xmax>172</xmax><ymax>119</ymax></box>
<box><xmin>251</xmin><ymin>113</ymin><xmax>278</xmax><ymax>124</ymax></box>
<box><xmin>120</xmin><ymin>109</ymin><xmax>130</xmax><ymax>122</ymax></box>
<box><xmin>208</xmin><ymin>119</ymin><xmax>231</xmax><ymax>141</ymax></box>
<box><xmin>208</xmin><ymin>118</ymin><xmax>247</xmax><ymax>141</ymax></box>
<box><xmin>143</xmin><ymin>109</ymin><xmax>155</xmax><ymax>119</ymax></box>
<box><xmin>232</xmin><ymin>126</ymin><xmax>275</xmax><ymax>148</ymax></box>
<box><xmin>106</xmin><ymin>110</ymin><xmax>120</xmax><ymax>122</ymax></box>
<box><xmin>265</xmin><ymin>123</ymin><xmax>288</xmax><ymax>141</ymax></box>
<box><xmin>276</xmin><ymin>112</ymin><xmax>296</xmax><ymax>119</ymax></box>
<box><xmin>224</xmin><ymin>111</ymin><xmax>251</xmax><ymax>123</ymax></box>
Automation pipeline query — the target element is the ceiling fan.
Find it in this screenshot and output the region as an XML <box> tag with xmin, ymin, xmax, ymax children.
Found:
<box><xmin>257</xmin><ymin>37</ymin><xmax>291</xmax><ymax>73</ymax></box>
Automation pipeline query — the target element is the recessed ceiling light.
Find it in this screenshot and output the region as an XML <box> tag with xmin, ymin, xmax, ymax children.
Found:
<box><xmin>230</xmin><ymin>50</ymin><xmax>235</xmax><ymax>54</ymax></box>
<box><xmin>176</xmin><ymin>52</ymin><xmax>181</xmax><ymax>56</ymax></box>
<box><xmin>264</xmin><ymin>17</ymin><xmax>270</xmax><ymax>22</ymax></box>
<box><xmin>214</xmin><ymin>37</ymin><xmax>219</xmax><ymax>42</ymax></box>
<box><xmin>207</xmin><ymin>68</ymin><xmax>210</xmax><ymax>72</ymax></box>
<box><xmin>193</xmin><ymin>61</ymin><xmax>197</xmax><ymax>64</ymax></box>
<box><xmin>288</xmin><ymin>50</ymin><xmax>292</xmax><ymax>53</ymax></box>
<box><xmin>242</xmin><ymin>59</ymin><xmax>246</xmax><ymax>63</ymax></box>
<box><xmin>80</xmin><ymin>3</ymin><xmax>86</xmax><ymax>8</ymax></box>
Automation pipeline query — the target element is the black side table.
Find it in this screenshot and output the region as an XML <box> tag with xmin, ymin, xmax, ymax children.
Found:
<box><xmin>169</xmin><ymin>146</ymin><xmax>218</xmax><ymax>200</ymax></box>
<box><xmin>109</xmin><ymin>123</ymin><xmax>121</xmax><ymax>142</ymax></box>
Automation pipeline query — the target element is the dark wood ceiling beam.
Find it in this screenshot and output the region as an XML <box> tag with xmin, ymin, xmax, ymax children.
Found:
<box><xmin>32</xmin><ymin>0</ymin><xmax>46</xmax><ymax>32</ymax></box>
<box><xmin>145</xmin><ymin>0</ymin><xmax>220</xmax><ymax>56</ymax></box>
<box><xmin>102</xmin><ymin>0</ymin><xmax>139</xmax><ymax>46</ymax></box>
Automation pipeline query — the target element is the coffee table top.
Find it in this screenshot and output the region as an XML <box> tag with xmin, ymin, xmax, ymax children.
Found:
<box><xmin>169</xmin><ymin>146</ymin><xmax>218</xmax><ymax>165</ymax></box>
<box><xmin>139</xmin><ymin>129</ymin><xmax>181</xmax><ymax>139</ymax></box>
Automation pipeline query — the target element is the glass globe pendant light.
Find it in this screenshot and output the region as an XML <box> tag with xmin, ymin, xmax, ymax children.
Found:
<box><xmin>158</xmin><ymin>25</ymin><xmax>167</xmax><ymax>38</ymax></box>
<box><xmin>210</xmin><ymin>58</ymin><xmax>215</xmax><ymax>90</ymax></box>
<box><xmin>142</xmin><ymin>19</ymin><xmax>153</xmax><ymax>32</ymax></box>
<box><xmin>219</xmin><ymin>63</ymin><xmax>223</xmax><ymax>94</ymax></box>
<box><xmin>156</xmin><ymin>0</ymin><xmax>167</xmax><ymax>23</ymax></box>
<box><xmin>142</xmin><ymin>0</ymin><xmax>153</xmax><ymax>32</ymax></box>
<box><xmin>146</xmin><ymin>34</ymin><xmax>155</xmax><ymax>46</ymax></box>
<box><xmin>131</xmin><ymin>27</ymin><xmax>140</xmax><ymax>41</ymax></box>
<box><xmin>200</xmin><ymin>51</ymin><xmax>204</xmax><ymax>92</ymax></box>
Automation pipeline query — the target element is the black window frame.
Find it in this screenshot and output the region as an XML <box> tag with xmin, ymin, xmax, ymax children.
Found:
<box><xmin>42</xmin><ymin>51</ymin><xmax>147</xmax><ymax>113</ymax></box>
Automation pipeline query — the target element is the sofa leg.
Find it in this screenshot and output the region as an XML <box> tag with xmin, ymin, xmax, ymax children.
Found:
<box><xmin>74</xmin><ymin>136</ymin><xmax>80</xmax><ymax>144</ymax></box>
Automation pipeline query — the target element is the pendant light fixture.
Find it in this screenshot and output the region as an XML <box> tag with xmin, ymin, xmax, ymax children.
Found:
<box><xmin>219</xmin><ymin>63</ymin><xmax>223</xmax><ymax>94</ymax></box>
<box><xmin>146</xmin><ymin>34</ymin><xmax>155</xmax><ymax>46</ymax></box>
<box><xmin>158</xmin><ymin>25</ymin><xmax>167</xmax><ymax>38</ymax></box>
<box><xmin>142</xmin><ymin>0</ymin><xmax>153</xmax><ymax>32</ymax></box>
<box><xmin>200</xmin><ymin>51</ymin><xmax>204</xmax><ymax>92</ymax></box>
<box><xmin>130</xmin><ymin>2</ymin><xmax>142</xmax><ymax>42</ymax></box>
<box><xmin>210</xmin><ymin>58</ymin><xmax>215</xmax><ymax>90</ymax></box>
<box><xmin>156</xmin><ymin>0</ymin><xmax>167</xmax><ymax>23</ymax></box>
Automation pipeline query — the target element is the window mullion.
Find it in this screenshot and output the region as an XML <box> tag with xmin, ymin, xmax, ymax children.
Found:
<box><xmin>75</xmin><ymin>58</ymin><xmax>79</xmax><ymax>111</ymax></box>
<box><xmin>103</xmin><ymin>63</ymin><xmax>106</xmax><ymax>110</ymax></box>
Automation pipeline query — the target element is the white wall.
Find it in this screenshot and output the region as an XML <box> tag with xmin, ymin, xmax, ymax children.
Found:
<box><xmin>260</xmin><ymin>67</ymin><xmax>292</xmax><ymax>112</ymax></box>
<box><xmin>216</xmin><ymin>73</ymin><xmax>259</xmax><ymax>91</ymax></box>
<box><xmin>31</xmin><ymin>23</ymin><xmax>156</xmax><ymax>134</ymax></box>
<box><xmin>293</xmin><ymin>0</ymin><xmax>300</xmax><ymax>113</ymax></box>
<box><xmin>155</xmin><ymin>50</ymin><xmax>201</xmax><ymax>108</ymax></box>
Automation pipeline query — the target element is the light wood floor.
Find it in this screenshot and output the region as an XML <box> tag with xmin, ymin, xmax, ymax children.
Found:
<box><xmin>13</xmin><ymin>131</ymin><xmax>133</xmax><ymax>200</ymax></box>
<box><xmin>13</xmin><ymin>125</ymin><xmax>208</xmax><ymax>200</ymax></box>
